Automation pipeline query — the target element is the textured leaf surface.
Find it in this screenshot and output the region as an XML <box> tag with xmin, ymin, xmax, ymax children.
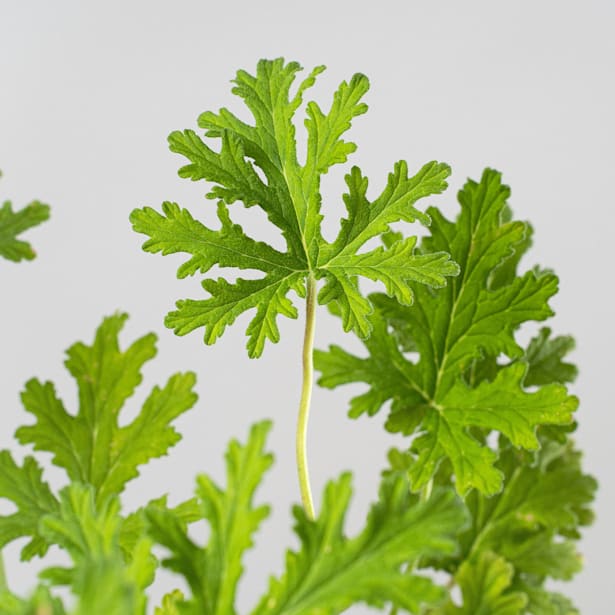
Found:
<box><xmin>16</xmin><ymin>313</ymin><xmax>197</xmax><ymax>501</ymax></box>
<box><xmin>440</xmin><ymin>552</ymin><xmax>527</xmax><ymax>614</ymax></box>
<box><xmin>0</xmin><ymin>198</ymin><xmax>49</xmax><ymax>262</ymax></box>
<box><xmin>146</xmin><ymin>421</ymin><xmax>273</xmax><ymax>615</ymax></box>
<box><xmin>316</xmin><ymin>169</ymin><xmax>577</xmax><ymax>494</ymax></box>
<box><xmin>253</xmin><ymin>478</ymin><xmax>466</xmax><ymax>615</ymax></box>
<box><xmin>39</xmin><ymin>484</ymin><xmax>154</xmax><ymax>615</ymax></box>
<box><xmin>0</xmin><ymin>452</ymin><xmax>59</xmax><ymax>560</ymax></box>
<box><xmin>131</xmin><ymin>58</ymin><xmax>458</xmax><ymax>356</ymax></box>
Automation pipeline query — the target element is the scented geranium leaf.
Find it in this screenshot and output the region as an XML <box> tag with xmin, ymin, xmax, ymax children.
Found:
<box><xmin>440</xmin><ymin>552</ymin><xmax>527</xmax><ymax>615</ymax></box>
<box><xmin>0</xmin><ymin>586</ymin><xmax>65</xmax><ymax>615</ymax></box>
<box><xmin>499</xmin><ymin>532</ymin><xmax>581</xmax><ymax>580</ymax></box>
<box><xmin>167</xmin><ymin>272</ymin><xmax>306</xmax><ymax>358</ymax></box>
<box><xmin>253</xmin><ymin>477</ymin><xmax>466</xmax><ymax>615</ymax></box>
<box><xmin>131</xmin><ymin>58</ymin><xmax>457</xmax><ymax>357</ymax></box>
<box><xmin>39</xmin><ymin>484</ymin><xmax>154</xmax><ymax>615</ymax></box>
<box><xmin>462</xmin><ymin>442</ymin><xmax>596</xmax><ymax>558</ymax></box>
<box><xmin>444</xmin><ymin>441</ymin><xmax>596</xmax><ymax>611</ymax></box>
<box><xmin>70</xmin><ymin>557</ymin><xmax>142</xmax><ymax>615</ymax></box>
<box><xmin>0</xmin><ymin>190</ymin><xmax>49</xmax><ymax>262</ymax></box>
<box><xmin>119</xmin><ymin>496</ymin><xmax>200</xmax><ymax>558</ymax></box>
<box><xmin>317</xmin><ymin>169</ymin><xmax>576</xmax><ymax>494</ymax></box>
<box><xmin>154</xmin><ymin>591</ymin><xmax>184</xmax><ymax>615</ymax></box>
<box><xmin>16</xmin><ymin>313</ymin><xmax>197</xmax><ymax>501</ymax></box>
<box><xmin>0</xmin><ymin>452</ymin><xmax>59</xmax><ymax>560</ymax></box>
<box><xmin>513</xmin><ymin>582</ymin><xmax>579</xmax><ymax>615</ymax></box>
<box><xmin>524</xmin><ymin>327</ymin><xmax>578</xmax><ymax>387</ymax></box>
<box><xmin>146</xmin><ymin>421</ymin><xmax>273</xmax><ymax>615</ymax></box>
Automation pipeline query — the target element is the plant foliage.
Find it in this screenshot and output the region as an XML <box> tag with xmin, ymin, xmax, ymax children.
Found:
<box><xmin>130</xmin><ymin>58</ymin><xmax>459</xmax><ymax>357</ymax></box>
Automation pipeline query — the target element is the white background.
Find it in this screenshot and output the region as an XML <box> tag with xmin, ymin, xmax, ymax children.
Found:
<box><xmin>1</xmin><ymin>1</ymin><xmax>613</xmax><ymax>612</ymax></box>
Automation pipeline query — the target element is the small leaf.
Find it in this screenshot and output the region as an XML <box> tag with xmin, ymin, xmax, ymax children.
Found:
<box><xmin>440</xmin><ymin>552</ymin><xmax>527</xmax><ymax>614</ymax></box>
<box><xmin>0</xmin><ymin>196</ymin><xmax>49</xmax><ymax>262</ymax></box>
<box><xmin>146</xmin><ymin>421</ymin><xmax>273</xmax><ymax>615</ymax></box>
<box><xmin>0</xmin><ymin>452</ymin><xmax>59</xmax><ymax>560</ymax></box>
<box><xmin>16</xmin><ymin>313</ymin><xmax>198</xmax><ymax>501</ymax></box>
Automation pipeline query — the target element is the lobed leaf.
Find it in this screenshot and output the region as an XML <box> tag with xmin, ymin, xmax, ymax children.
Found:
<box><xmin>15</xmin><ymin>313</ymin><xmax>198</xmax><ymax>502</ymax></box>
<box><xmin>253</xmin><ymin>478</ymin><xmax>466</xmax><ymax>615</ymax></box>
<box><xmin>0</xmin><ymin>195</ymin><xmax>49</xmax><ymax>262</ymax></box>
<box><xmin>131</xmin><ymin>58</ymin><xmax>458</xmax><ymax>356</ymax></box>
<box><xmin>0</xmin><ymin>453</ymin><xmax>59</xmax><ymax>560</ymax></box>
<box><xmin>146</xmin><ymin>421</ymin><xmax>273</xmax><ymax>615</ymax></box>
<box><xmin>316</xmin><ymin>169</ymin><xmax>577</xmax><ymax>495</ymax></box>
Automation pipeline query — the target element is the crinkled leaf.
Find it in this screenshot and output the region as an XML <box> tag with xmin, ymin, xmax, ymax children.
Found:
<box><xmin>514</xmin><ymin>582</ymin><xmax>579</xmax><ymax>615</ymax></box>
<box><xmin>39</xmin><ymin>484</ymin><xmax>154</xmax><ymax>615</ymax></box>
<box><xmin>154</xmin><ymin>591</ymin><xmax>184</xmax><ymax>615</ymax></box>
<box><xmin>0</xmin><ymin>452</ymin><xmax>59</xmax><ymax>560</ymax></box>
<box><xmin>252</xmin><ymin>478</ymin><xmax>466</xmax><ymax>615</ymax></box>
<box><xmin>439</xmin><ymin>552</ymin><xmax>527</xmax><ymax>614</ymax></box>
<box><xmin>316</xmin><ymin>169</ymin><xmax>576</xmax><ymax>494</ymax></box>
<box><xmin>0</xmin><ymin>194</ymin><xmax>49</xmax><ymax>263</ymax></box>
<box><xmin>524</xmin><ymin>327</ymin><xmax>578</xmax><ymax>386</ymax></box>
<box><xmin>16</xmin><ymin>313</ymin><xmax>197</xmax><ymax>501</ymax></box>
<box><xmin>455</xmin><ymin>441</ymin><xmax>595</xmax><ymax>597</ymax></box>
<box><xmin>146</xmin><ymin>421</ymin><xmax>273</xmax><ymax>615</ymax></box>
<box><xmin>131</xmin><ymin>58</ymin><xmax>457</xmax><ymax>357</ymax></box>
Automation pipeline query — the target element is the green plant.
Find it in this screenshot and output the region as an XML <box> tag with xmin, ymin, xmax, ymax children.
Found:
<box><xmin>0</xmin><ymin>59</ymin><xmax>596</xmax><ymax>614</ymax></box>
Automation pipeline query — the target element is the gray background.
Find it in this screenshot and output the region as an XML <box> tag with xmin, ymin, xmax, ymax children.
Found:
<box><xmin>1</xmin><ymin>0</ymin><xmax>613</xmax><ymax>612</ymax></box>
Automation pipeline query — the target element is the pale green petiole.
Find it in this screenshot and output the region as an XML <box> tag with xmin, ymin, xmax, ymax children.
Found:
<box><xmin>296</xmin><ymin>274</ymin><xmax>317</xmax><ymax>520</ymax></box>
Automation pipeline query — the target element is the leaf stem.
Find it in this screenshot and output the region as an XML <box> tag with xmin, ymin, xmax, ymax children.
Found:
<box><xmin>296</xmin><ymin>273</ymin><xmax>317</xmax><ymax>520</ymax></box>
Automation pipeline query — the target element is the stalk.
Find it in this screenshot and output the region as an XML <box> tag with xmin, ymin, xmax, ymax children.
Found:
<box><xmin>296</xmin><ymin>273</ymin><xmax>317</xmax><ymax>520</ymax></box>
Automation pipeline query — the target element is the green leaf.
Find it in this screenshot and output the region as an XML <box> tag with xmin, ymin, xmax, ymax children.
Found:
<box><xmin>460</xmin><ymin>440</ymin><xmax>595</xmax><ymax>578</ymax></box>
<box><xmin>154</xmin><ymin>591</ymin><xmax>184</xmax><ymax>615</ymax></box>
<box><xmin>440</xmin><ymin>552</ymin><xmax>527</xmax><ymax>614</ymax></box>
<box><xmin>524</xmin><ymin>327</ymin><xmax>578</xmax><ymax>386</ymax></box>
<box><xmin>514</xmin><ymin>582</ymin><xmax>579</xmax><ymax>615</ymax></box>
<box><xmin>16</xmin><ymin>313</ymin><xmax>198</xmax><ymax>501</ymax></box>
<box><xmin>316</xmin><ymin>169</ymin><xmax>577</xmax><ymax>494</ymax></box>
<box><xmin>253</xmin><ymin>478</ymin><xmax>466</xmax><ymax>615</ymax></box>
<box><xmin>146</xmin><ymin>421</ymin><xmax>274</xmax><ymax>615</ymax></box>
<box><xmin>39</xmin><ymin>484</ymin><xmax>154</xmax><ymax>615</ymax></box>
<box><xmin>0</xmin><ymin>586</ymin><xmax>65</xmax><ymax>615</ymax></box>
<box><xmin>0</xmin><ymin>452</ymin><xmax>59</xmax><ymax>560</ymax></box>
<box><xmin>0</xmin><ymin>193</ymin><xmax>49</xmax><ymax>262</ymax></box>
<box><xmin>131</xmin><ymin>58</ymin><xmax>458</xmax><ymax>357</ymax></box>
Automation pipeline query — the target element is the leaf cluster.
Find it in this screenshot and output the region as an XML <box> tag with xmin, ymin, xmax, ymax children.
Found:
<box><xmin>1</xmin><ymin>60</ymin><xmax>597</xmax><ymax>615</ymax></box>
<box><xmin>315</xmin><ymin>169</ymin><xmax>597</xmax><ymax>611</ymax></box>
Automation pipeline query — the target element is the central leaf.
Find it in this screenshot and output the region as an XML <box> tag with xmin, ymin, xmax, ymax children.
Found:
<box><xmin>131</xmin><ymin>58</ymin><xmax>458</xmax><ymax>357</ymax></box>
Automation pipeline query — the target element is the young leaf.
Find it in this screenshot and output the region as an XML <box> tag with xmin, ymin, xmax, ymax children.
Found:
<box><xmin>252</xmin><ymin>477</ymin><xmax>467</xmax><ymax>615</ymax></box>
<box><xmin>39</xmin><ymin>483</ymin><xmax>154</xmax><ymax>615</ymax></box>
<box><xmin>455</xmin><ymin>440</ymin><xmax>596</xmax><ymax>602</ymax></box>
<box><xmin>0</xmin><ymin>197</ymin><xmax>49</xmax><ymax>262</ymax></box>
<box><xmin>316</xmin><ymin>169</ymin><xmax>577</xmax><ymax>495</ymax></box>
<box><xmin>524</xmin><ymin>327</ymin><xmax>578</xmax><ymax>387</ymax></box>
<box><xmin>146</xmin><ymin>421</ymin><xmax>274</xmax><ymax>615</ymax></box>
<box><xmin>0</xmin><ymin>452</ymin><xmax>59</xmax><ymax>560</ymax></box>
<box><xmin>15</xmin><ymin>313</ymin><xmax>198</xmax><ymax>502</ymax></box>
<box><xmin>439</xmin><ymin>551</ymin><xmax>527</xmax><ymax>614</ymax></box>
<box><xmin>131</xmin><ymin>58</ymin><xmax>458</xmax><ymax>357</ymax></box>
<box><xmin>0</xmin><ymin>586</ymin><xmax>65</xmax><ymax>615</ymax></box>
